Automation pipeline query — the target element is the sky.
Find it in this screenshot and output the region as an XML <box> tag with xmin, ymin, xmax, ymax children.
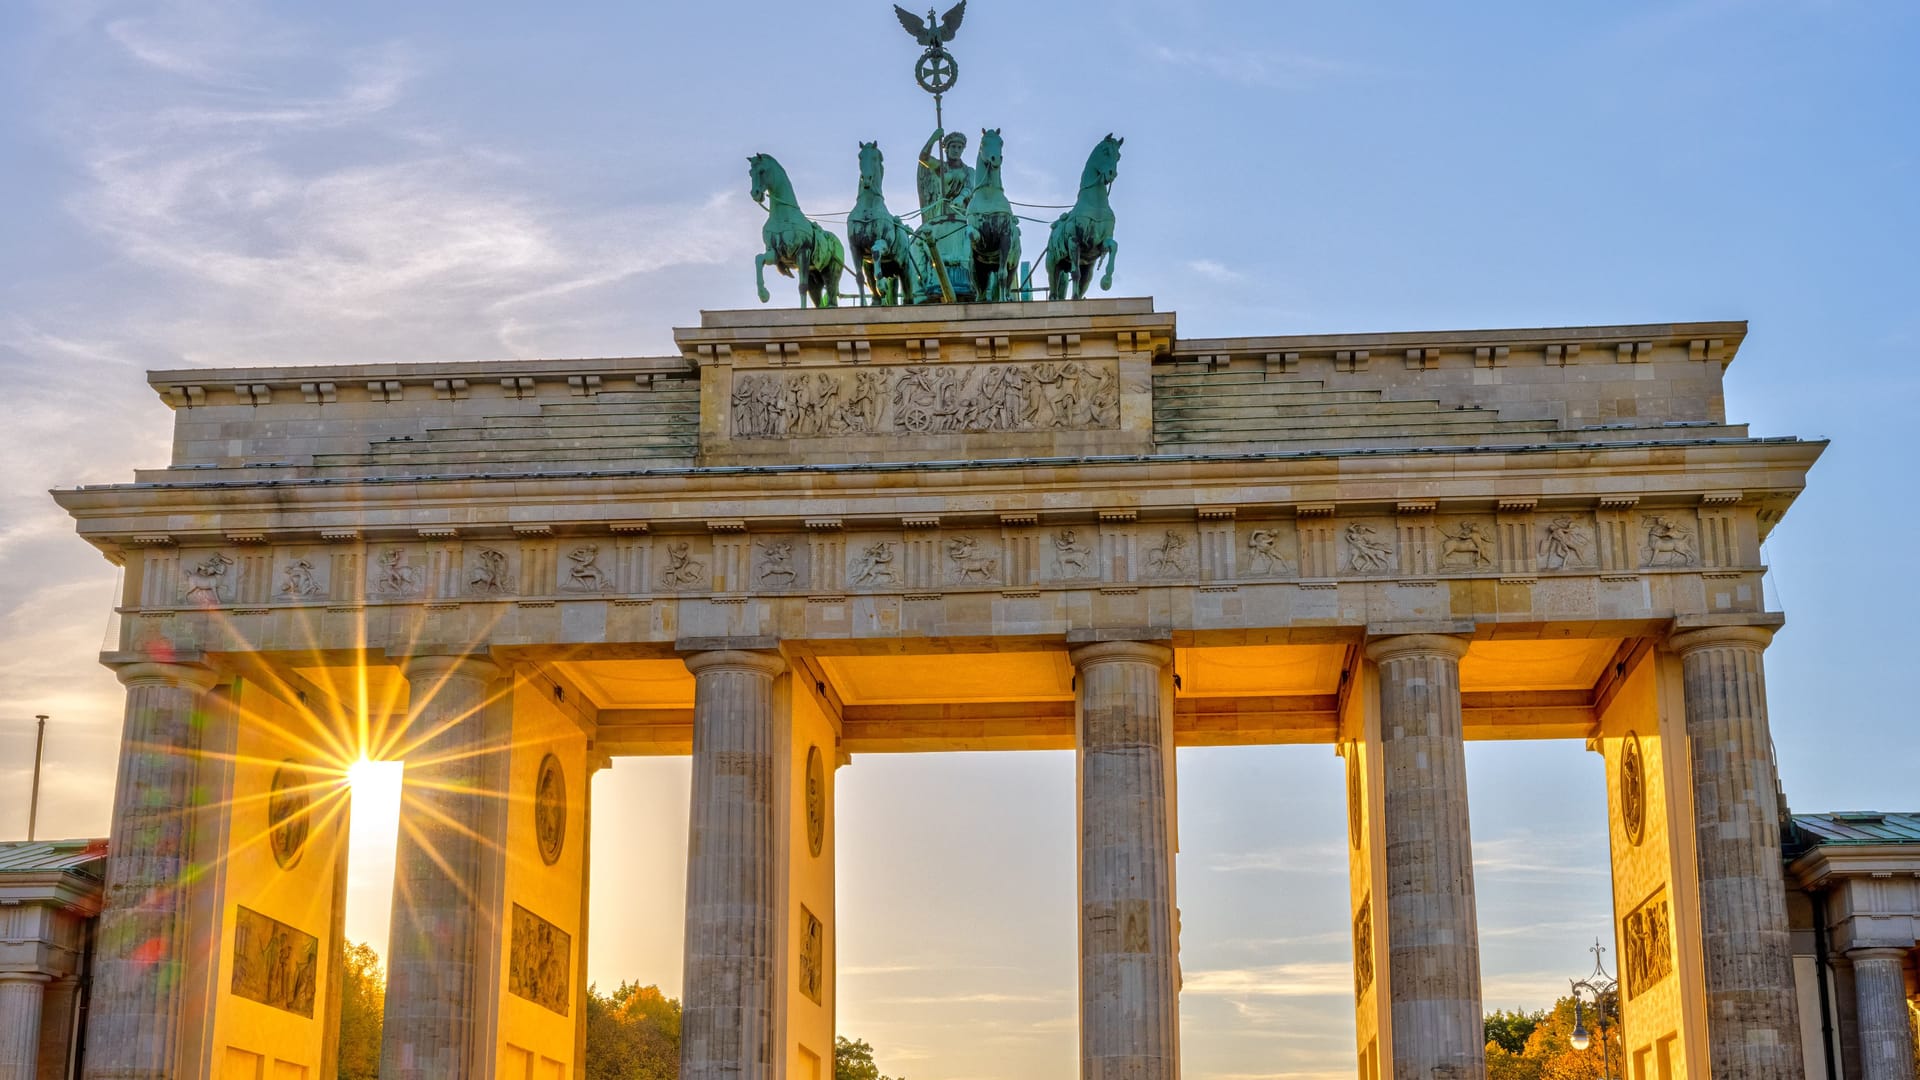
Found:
<box><xmin>1</xmin><ymin>1</ymin><xmax>1917</xmax><ymax>1078</ymax></box>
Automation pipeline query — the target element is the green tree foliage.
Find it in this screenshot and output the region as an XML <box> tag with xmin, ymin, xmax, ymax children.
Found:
<box><xmin>336</xmin><ymin>941</ymin><xmax>384</xmax><ymax>1080</ymax></box>
<box><xmin>1483</xmin><ymin>994</ymin><xmax>1622</xmax><ymax>1080</ymax></box>
<box><xmin>834</xmin><ymin>1036</ymin><xmax>905</xmax><ymax>1080</ymax></box>
<box><xmin>585</xmin><ymin>982</ymin><xmax>682</xmax><ymax>1080</ymax></box>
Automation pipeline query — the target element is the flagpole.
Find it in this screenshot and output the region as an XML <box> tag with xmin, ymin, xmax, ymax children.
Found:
<box><xmin>28</xmin><ymin>714</ymin><xmax>47</xmax><ymax>841</ymax></box>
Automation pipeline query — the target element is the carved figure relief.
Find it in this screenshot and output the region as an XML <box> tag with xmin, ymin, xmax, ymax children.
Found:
<box><xmin>560</xmin><ymin>545</ymin><xmax>611</xmax><ymax>591</ymax></box>
<box><xmin>509</xmin><ymin>903</ymin><xmax>571</xmax><ymax>1015</ymax></box>
<box><xmin>805</xmin><ymin>745</ymin><xmax>825</xmax><ymax>858</ymax></box>
<box><xmin>468</xmin><ymin>548</ymin><xmax>515</xmax><ymax>595</ymax></box>
<box><xmin>1353</xmin><ymin>895</ymin><xmax>1375</xmax><ymax>998</ymax></box>
<box><xmin>1052</xmin><ymin>529</ymin><xmax>1094</xmax><ymax>578</ymax></box>
<box><xmin>1246</xmin><ymin>529</ymin><xmax>1295</xmax><ymax>576</ymax></box>
<box><xmin>374</xmin><ymin>548</ymin><xmax>423</xmax><ymax>598</ymax></box>
<box><xmin>1537</xmin><ymin>515</ymin><xmax>1593</xmax><ymax>570</ymax></box>
<box><xmin>799</xmin><ymin>905</ymin><xmax>824</xmax><ymax>1004</ymax></box>
<box><xmin>267</xmin><ymin>763</ymin><xmax>311</xmax><ymax>871</ymax></box>
<box><xmin>231</xmin><ymin>906</ymin><xmax>318</xmax><ymax>1018</ymax></box>
<box><xmin>850</xmin><ymin>541</ymin><xmax>898</xmax><ymax>586</ymax></box>
<box><xmin>183</xmin><ymin>552</ymin><xmax>236</xmax><ymax>605</ymax></box>
<box><xmin>278</xmin><ymin>556</ymin><xmax>324</xmax><ymax>599</ymax></box>
<box><xmin>730</xmin><ymin>360</ymin><xmax>1119</xmax><ymax>439</ymax></box>
<box><xmin>1438</xmin><ymin>521</ymin><xmax>1494</xmax><ymax>569</ymax></box>
<box><xmin>535</xmin><ymin>753</ymin><xmax>566</xmax><ymax>866</ymax></box>
<box><xmin>1146</xmin><ymin>530</ymin><xmax>1191</xmax><ymax>578</ymax></box>
<box><xmin>1622</xmin><ymin>889</ymin><xmax>1674</xmax><ymax>999</ymax></box>
<box><xmin>658</xmin><ymin>542</ymin><xmax>708</xmax><ymax>588</ymax></box>
<box><xmin>946</xmin><ymin>536</ymin><xmax>998</xmax><ymax>583</ymax></box>
<box><xmin>1642</xmin><ymin>515</ymin><xmax>1696</xmax><ymax>568</ymax></box>
<box><xmin>758</xmin><ymin>541</ymin><xmax>798</xmax><ymax>586</ymax></box>
<box><xmin>1345</xmin><ymin>523</ymin><xmax>1393</xmax><ymax>574</ymax></box>
<box><xmin>1620</xmin><ymin>733</ymin><xmax>1647</xmax><ymax>847</ymax></box>
<box><xmin>1346</xmin><ymin>749</ymin><xmax>1363</xmax><ymax>850</ymax></box>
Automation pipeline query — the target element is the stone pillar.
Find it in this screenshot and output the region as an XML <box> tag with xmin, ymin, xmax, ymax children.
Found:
<box><xmin>1847</xmin><ymin>948</ymin><xmax>1916</xmax><ymax>1080</ymax></box>
<box><xmin>83</xmin><ymin>660</ymin><xmax>219</xmax><ymax>1080</ymax></box>
<box><xmin>0</xmin><ymin>973</ymin><xmax>49</xmax><ymax>1080</ymax></box>
<box><xmin>381</xmin><ymin>654</ymin><xmax>507</xmax><ymax>1080</ymax></box>
<box><xmin>680</xmin><ymin>650</ymin><xmax>786</xmax><ymax>1080</ymax></box>
<box><xmin>1070</xmin><ymin>641</ymin><xmax>1180</xmax><ymax>1080</ymax></box>
<box><xmin>1668</xmin><ymin>624</ymin><xmax>1805</xmax><ymax>1077</ymax></box>
<box><xmin>1364</xmin><ymin>634</ymin><xmax>1485</xmax><ymax>1080</ymax></box>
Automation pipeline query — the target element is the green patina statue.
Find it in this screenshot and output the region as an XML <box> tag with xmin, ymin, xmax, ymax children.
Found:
<box><xmin>1044</xmin><ymin>134</ymin><xmax>1124</xmax><ymax>301</ymax></box>
<box><xmin>965</xmin><ymin>128</ymin><xmax>1021</xmax><ymax>303</ymax></box>
<box><xmin>849</xmin><ymin>141</ymin><xmax>932</xmax><ymax>305</ymax></box>
<box><xmin>749</xmin><ymin>153</ymin><xmax>843</xmax><ymax>308</ymax></box>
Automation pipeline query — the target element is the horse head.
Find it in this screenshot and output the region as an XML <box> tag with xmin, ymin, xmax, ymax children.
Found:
<box><xmin>1085</xmin><ymin>134</ymin><xmax>1124</xmax><ymax>190</ymax></box>
<box><xmin>857</xmin><ymin>141</ymin><xmax>884</xmax><ymax>194</ymax></box>
<box><xmin>977</xmin><ymin>128</ymin><xmax>1004</xmax><ymax>174</ymax></box>
<box><xmin>748</xmin><ymin>154</ymin><xmax>770</xmax><ymax>206</ymax></box>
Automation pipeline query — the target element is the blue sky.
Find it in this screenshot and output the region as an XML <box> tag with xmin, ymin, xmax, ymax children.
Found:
<box><xmin>1</xmin><ymin>2</ymin><xmax>1916</xmax><ymax>1078</ymax></box>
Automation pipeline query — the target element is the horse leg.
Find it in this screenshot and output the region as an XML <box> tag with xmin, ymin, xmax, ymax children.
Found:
<box><xmin>796</xmin><ymin>241</ymin><xmax>813</xmax><ymax>308</ymax></box>
<box><xmin>755</xmin><ymin>250</ymin><xmax>773</xmax><ymax>304</ymax></box>
<box><xmin>1100</xmin><ymin>236</ymin><xmax>1119</xmax><ymax>292</ymax></box>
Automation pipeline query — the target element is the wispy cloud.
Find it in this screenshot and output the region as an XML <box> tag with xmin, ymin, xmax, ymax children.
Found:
<box><xmin>1147</xmin><ymin>44</ymin><xmax>1361</xmax><ymax>89</ymax></box>
<box><xmin>1208</xmin><ymin>841</ymin><xmax>1346</xmax><ymax>874</ymax></box>
<box><xmin>1187</xmin><ymin>258</ymin><xmax>1246</xmax><ymax>284</ymax></box>
<box><xmin>1473</xmin><ymin>832</ymin><xmax>1610</xmax><ymax>882</ymax></box>
<box><xmin>1183</xmin><ymin>961</ymin><xmax>1354</xmax><ymax>998</ymax></box>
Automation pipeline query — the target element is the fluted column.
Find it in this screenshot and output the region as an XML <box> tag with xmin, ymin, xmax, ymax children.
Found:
<box><xmin>0</xmin><ymin>973</ymin><xmax>49</xmax><ymax>1080</ymax></box>
<box><xmin>1071</xmin><ymin>641</ymin><xmax>1179</xmax><ymax>1080</ymax></box>
<box><xmin>1847</xmin><ymin>948</ymin><xmax>1916</xmax><ymax>1080</ymax></box>
<box><xmin>1669</xmin><ymin>624</ymin><xmax>1805</xmax><ymax>1078</ymax></box>
<box><xmin>83</xmin><ymin>660</ymin><xmax>219</xmax><ymax>1080</ymax></box>
<box><xmin>680</xmin><ymin>650</ymin><xmax>786</xmax><ymax>1080</ymax></box>
<box><xmin>1365</xmin><ymin>634</ymin><xmax>1484</xmax><ymax>1080</ymax></box>
<box><xmin>381</xmin><ymin>654</ymin><xmax>507</xmax><ymax>1080</ymax></box>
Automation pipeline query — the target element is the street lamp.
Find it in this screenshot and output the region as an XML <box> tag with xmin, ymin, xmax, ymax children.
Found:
<box><xmin>1569</xmin><ymin>938</ymin><xmax>1618</xmax><ymax>1076</ymax></box>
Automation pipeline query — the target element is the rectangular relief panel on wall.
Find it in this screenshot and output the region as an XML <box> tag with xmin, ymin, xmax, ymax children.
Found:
<box><xmin>509</xmin><ymin>903</ymin><xmax>572</xmax><ymax>1015</ymax></box>
<box><xmin>1623</xmin><ymin>887</ymin><xmax>1675</xmax><ymax>999</ymax></box>
<box><xmin>799</xmin><ymin>905</ymin><xmax>824</xmax><ymax>1005</ymax></box>
<box><xmin>230</xmin><ymin>905</ymin><xmax>319</xmax><ymax>1018</ymax></box>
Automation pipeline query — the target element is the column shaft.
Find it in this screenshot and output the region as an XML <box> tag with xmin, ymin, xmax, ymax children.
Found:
<box><xmin>381</xmin><ymin>655</ymin><xmax>506</xmax><ymax>1080</ymax></box>
<box><xmin>1366</xmin><ymin>634</ymin><xmax>1484</xmax><ymax>1080</ymax></box>
<box><xmin>1071</xmin><ymin>641</ymin><xmax>1179</xmax><ymax>1080</ymax></box>
<box><xmin>83</xmin><ymin>662</ymin><xmax>217</xmax><ymax>1080</ymax></box>
<box><xmin>1670</xmin><ymin>625</ymin><xmax>1804</xmax><ymax>1078</ymax></box>
<box><xmin>1848</xmin><ymin>949</ymin><xmax>1916</xmax><ymax>1080</ymax></box>
<box><xmin>0</xmin><ymin>975</ymin><xmax>49</xmax><ymax>1080</ymax></box>
<box><xmin>680</xmin><ymin>650</ymin><xmax>786</xmax><ymax>1080</ymax></box>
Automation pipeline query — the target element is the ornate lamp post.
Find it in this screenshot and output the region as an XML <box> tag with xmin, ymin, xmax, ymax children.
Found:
<box><xmin>1568</xmin><ymin>938</ymin><xmax>1619</xmax><ymax>1078</ymax></box>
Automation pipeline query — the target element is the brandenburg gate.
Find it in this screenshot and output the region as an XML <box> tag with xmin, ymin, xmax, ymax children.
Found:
<box><xmin>54</xmin><ymin>300</ymin><xmax>1823</xmax><ymax>1079</ymax></box>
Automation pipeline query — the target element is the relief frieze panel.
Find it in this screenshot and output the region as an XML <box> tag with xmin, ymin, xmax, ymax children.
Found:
<box><xmin>182</xmin><ymin>550</ymin><xmax>240</xmax><ymax>606</ymax></box>
<box><xmin>231</xmin><ymin>905</ymin><xmax>319</xmax><ymax>1018</ymax></box>
<box><xmin>1435</xmin><ymin>519</ymin><xmax>1496</xmax><ymax>572</ymax></box>
<box><xmin>1622</xmin><ymin>888</ymin><xmax>1674</xmax><ymax>998</ymax></box>
<box><xmin>1343</xmin><ymin>521</ymin><xmax>1395</xmax><ymax>576</ymax></box>
<box><xmin>509</xmin><ymin>903</ymin><xmax>572</xmax><ymax>1015</ymax></box>
<box><xmin>729</xmin><ymin>360</ymin><xmax>1120</xmax><ymax>439</ymax></box>
<box><xmin>276</xmin><ymin>552</ymin><xmax>327</xmax><ymax>600</ymax></box>
<box><xmin>1641</xmin><ymin>513</ymin><xmax>1698</xmax><ymax>569</ymax></box>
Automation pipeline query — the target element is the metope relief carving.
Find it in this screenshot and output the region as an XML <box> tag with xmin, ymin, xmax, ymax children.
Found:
<box><xmin>277</xmin><ymin>555</ymin><xmax>325</xmax><ymax>600</ymax></box>
<box><xmin>1246</xmin><ymin>529</ymin><xmax>1296</xmax><ymax>577</ymax></box>
<box><xmin>947</xmin><ymin>536</ymin><xmax>999</xmax><ymax>583</ymax></box>
<box><xmin>805</xmin><ymin>745</ymin><xmax>825</xmax><ymax>858</ymax></box>
<box><xmin>373</xmin><ymin>548</ymin><xmax>424</xmax><ymax>598</ymax></box>
<box><xmin>509</xmin><ymin>903</ymin><xmax>571</xmax><ymax>1015</ymax></box>
<box><xmin>1538</xmin><ymin>515</ymin><xmax>1593</xmax><ymax>571</ymax></box>
<box><xmin>1642</xmin><ymin>515</ymin><xmax>1696</xmax><ymax>568</ymax></box>
<box><xmin>1438</xmin><ymin>521</ymin><xmax>1494</xmax><ymax>570</ymax></box>
<box><xmin>757</xmin><ymin>541</ymin><xmax>798</xmax><ymax>587</ymax></box>
<box><xmin>1622</xmin><ymin>889</ymin><xmax>1673</xmax><ymax>999</ymax></box>
<box><xmin>1052</xmin><ymin>529</ymin><xmax>1095</xmax><ymax>579</ymax></box>
<box><xmin>730</xmin><ymin>360</ymin><xmax>1119</xmax><ymax>439</ymax></box>
<box><xmin>1146</xmin><ymin>531</ymin><xmax>1192</xmax><ymax>578</ymax></box>
<box><xmin>231</xmin><ymin>905</ymin><xmax>318</xmax><ymax>1018</ymax></box>
<box><xmin>799</xmin><ymin>905</ymin><xmax>824</xmax><ymax>1004</ymax></box>
<box><xmin>560</xmin><ymin>545</ymin><xmax>611</xmax><ymax>592</ymax></box>
<box><xmin>849</xmin><ymin>541</ymin><xmax>898</xmax><ymax>586</ymax></box>
<box><xmin>658</xmin><ymin>542</ymin><xmax>709</xmax><ymax>589</ymax></box>
<box><xmin>535</xmin><ymin>752</ymin><xmax>566</xmax><ymax>866</ymax></box>
<box><xmin>267</xmin><ymin>763</ymin><xmax>310</xmax><ymax>870</ymax></box>
<box><xmin>1345</xmin><ymin>523</ymin><xmax>1394</xmax><ymax>574</ymax></box>
<box><xmin>468</xmin><ymin>548</ymin><xmax>515</xmax><ymax>595</ymax></box>
<box><xmin>183</xmin><ymin>552</ymin><xmax>237</xmax><ymax>606</ymax></box>
<box><xmin>1353</xmin><ymin>895</ymin><xmax>1375</xmax><ymax>998</ymax></box>
<box><xmin>1619</xmin><ymin>732</ymin><xmax>1647</xmax><ymax>847</ymax></box>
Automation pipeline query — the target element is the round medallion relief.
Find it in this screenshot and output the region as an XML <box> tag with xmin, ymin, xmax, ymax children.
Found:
<box><xmin>535</xmin><ymin>753</ymin><xmax>567</xmax><ymax>866</ymax></box>
<box><xmin>805</xmin><ymin>745</ymin><xmax>825</xmax><ymax>858</ymax></box>
<box><xmin>1620</xmin><ymin>732</ymin><xmax>1647</xmax><ymax>847</ymax></box>
<box><xmin>267</xmin><ymin>762</ymin><xmax>311</xmax><ymax>870</ymax></box>
<box><xmin>1346</xmin><ymin>749</ymin><xmax>1363</xmax><ymax>850</ymax></box>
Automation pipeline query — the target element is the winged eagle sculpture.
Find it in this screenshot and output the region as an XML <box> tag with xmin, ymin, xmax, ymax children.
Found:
<box><xmin>894</xmin><ymin>2</ymin><xmax>966</xmax><ymax>46</ymax></box>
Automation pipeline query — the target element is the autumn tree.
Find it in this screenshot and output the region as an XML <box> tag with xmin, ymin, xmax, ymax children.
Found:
<box><xmin>1483</xmin><ymin>995</ymin><xmax>1621</xmax><ymax>1080</ymax></box>
<box><xmin>336</xmin><ymin>941</ymin><xmax>384</xmax><ymax>1080</ymax></box>
<box><xmin>585</xmin><ymin>981</ymin><xmax>681</xmax><ymax>1080</ymax></box>
<box><xmin>834</xmin><ymin>1036</ymin><xmax>905</xmax><ymax>1080</ymax></box>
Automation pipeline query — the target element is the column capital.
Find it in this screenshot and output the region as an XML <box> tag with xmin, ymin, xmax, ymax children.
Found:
<box><xmin>683</xmin><ymin>649</ymin><xmax>786</xmax><ymax>679</ymax></box>
<box><xmin>108</xmin><ymin>658</ymin><xmax>220</xmax><ymax>692</ymax></box>
<box><xmin>1844</xmin><ymin>946</ymin><xmax>1912</xmax><ymax>964</ymax></box>
<box><xmin>1068</xmin><ymin>640</ymin><xmax>1172</xmax><ymax>670</ymax></box>
<box><xmin>1667</xmin><ymin>623</ymin><xmax>1777</xmax><ymax>656</ymax></box>
<box><xmin>393</xmin><ymin>651</ymin><xmax>502</xmax><ymax>683</ymax></box>
<box><xmin>1364</xmin><ymin>633</ymin><xmax>1471</xmax><ymax>665</ymax></box>
<box><xmin>0</xmin><ymin>971</ymin><xmax>53</xmax><ymax>985</ymax></box>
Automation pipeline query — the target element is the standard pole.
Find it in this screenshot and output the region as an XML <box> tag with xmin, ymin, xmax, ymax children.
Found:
<box><xmin>28</xmin><ymin>714</ymin><xmax>47</xmax><ymax>841</ymax></box>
